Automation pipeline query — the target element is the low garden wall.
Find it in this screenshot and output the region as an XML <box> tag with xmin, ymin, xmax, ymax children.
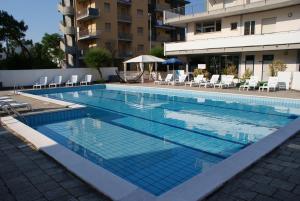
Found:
<box><xmin>0</xmin><ymin>67</ymin><xmax>118</xmax><ymax>87</ymax></box>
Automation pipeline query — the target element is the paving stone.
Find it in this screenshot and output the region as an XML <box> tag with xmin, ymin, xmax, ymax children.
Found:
<box><xmin>272</xmin><ymin>189</ymin><xmax>300</xmax><ymax>201</ymax></box>
<box><xmin>232</xmin><ymin>188</ymin><xmax>257</xmax><ymax>201</ymax></box>
<box><xmin>15</xmin><ymin>189</ymin><xmax>43</xmax><ymax>201</ymax></box>
<box><xmin>78</xmin><ymin>193</ymin><xmax>105</xmax><ymax>201</ymax></box>
<box><xmin>264</xmin><ymin>164</ymin><xmax>284</xmax><ymax>171</ymax></box>
<box><xmin>250</xmin><ymin>175</ymin><xmax>273</xmax><ymax>184</ymax></box>
<box><xmin>253</xmin><ymin>194</ymin><xmax>278</xmax><ymax>201</ymax></box>
<box><xmin>250</xmin><ymin>167</ymin><xmax>269</xmax><ymax>175</ymax></box>
<box><xmin>250</xmin><ymin>183</ymin><xmax>277</xmax><ymax>196</ymax></box>
<box><xmin>35</xmin><ymin>181</ymin><xmax>60</xmax><ymax>192</ymax></box>
<box><xmin>67</xmin><ymin>186</ymin><xmax>94</xmax><ymax>197</ymax></box>
<box><xmin>29</xmin><ymin>174</ymin><xmax>52</xmax><ymax>185</ymax></box>
<box><xmin>60</xmin><ymin>179</ymin><xmax>85</xmax><ymax>189</ymax></box>
<box><xmin>44</xmin><ymin>187</ymin><xmax>69</xmax><ymax>200</ymax></box>
<box><xmin>270</xmin><ymin>178</ymin><xmax>296</xmax><ymax>191</ymax></box>
<box><xmin>293</xmin><ymin>186</ymin><xmax>300</xmax><ymax>195</ymax></box>
<box><xmin>0</xmin><ymin>193</ymin><xmax>16</xmax><ymax>201</ymax></box>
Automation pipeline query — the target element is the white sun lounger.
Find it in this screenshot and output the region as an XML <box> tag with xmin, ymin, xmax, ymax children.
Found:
<box><xmin>199</xmin><ymin>75</ymin><xmax>220</xmax><ymax>88</ymax></box>
<box><xmin>80</xmin><ymin>75</ymin><xmax>92</xmax><ymax>85</ymax></box>
<box><xmin>259</xmin><ymin>76</ymin><xmax>278</xmax><ymax>92</ymax></box>
<box><xmin>49</xmin><ymin>76</ymin><xmax>63</xmax><ymax>88</ymax></box>
<box><xmin>239</xmin><ymin>76</ymin><xmax>259</xmax><ymax>91</ymax></box>
<box><xmin>214</xmin><ymin>75</ymin><xmax>235</xmax><ymax>88</ymax></box>
<box><xmin>33</xmin><ymin>76</ymin><xmax>48</xmax><ymax>89</ymax></box>
<box><xmin>155</xmin><ymin>74</ymin><xmax>173</xmax><ymax>85</ymax></box>
<box><xmin>185</xmin><ymin>75</ymin><xmax>204</xmax><ymax>87</ymax></box>
<box><xmin>169</xmin><ymin>74</ymin><xmax>187</xmax><ymax>85</ymax></box>
<box><xmin>65</xmin><ymin>75</ymin><xmax>78</xmax><ymax>87</ymax></box>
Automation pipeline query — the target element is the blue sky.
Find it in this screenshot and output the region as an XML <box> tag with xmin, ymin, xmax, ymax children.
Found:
<box><xmin>0</xmin><ymin>0</ymin><xmax>200</xmax><ymax>43</ymax></box>
<box><xmin>0</xmin><ymin>0</ymin><xmax>61</xmax><ymax>43</ymax></box>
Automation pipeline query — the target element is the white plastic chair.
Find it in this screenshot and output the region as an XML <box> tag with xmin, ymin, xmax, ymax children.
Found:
<box><xmin>170</xmin><ymin>74</ymin><xmax>187</xmax><ymax>85</ymax></box>
<box><xmin>259</xmin><ymin>77</ymin><xmax>278</xmax><ymax>92</ymax></box>
<box><xmin>49</xmin><ymin>76</ymin><xmax>63</xmax><ymax>88</ymax></box>
<box><xmin>185</xmin><ymin>74</ymin><xmax>204</xmax><ymax>87</ymax></box>
<box><xmin>199</xmin><ymin>75</ymin><xmax>220</xmax><ymax>88</ymax></box>
<box><xmin>80</xmin><ymin>75</ymin><xmax>92</xmax><ymax>85</ymax></box>
<box><xmin>156</xmin><ymin>74</ymin><xmax>173</xmax><ymax>85</ymax></box>
<box><xmin>33</xmin><ymin>76</ymin><xmax>47</xmax><ymax>89</ymax></box>
<box><xmin>65</xmin><ymin>75</ymin><xmax>78</xmax><ymax>87</ymax></box>
<box><xmin>239</xmin><ymin>76</ymin><xmax>259</xmax><ymax>91</ymax></box>
<box><xmin>214</xmin><ymin>75</ymin><xmax>235</xmax><ymax>88</ymax></box>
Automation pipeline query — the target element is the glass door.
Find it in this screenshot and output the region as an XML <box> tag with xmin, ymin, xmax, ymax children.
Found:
<box><xmin>262</xmin><ymin>55</ymin><xmax>274</xmax><ymax>81</ymax></box>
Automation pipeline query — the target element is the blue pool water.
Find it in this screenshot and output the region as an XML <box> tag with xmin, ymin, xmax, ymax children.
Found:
<box><xmin>25</xmin><ymin>85</ymin><xmax>300</xmax><ymax>195</ymax></box>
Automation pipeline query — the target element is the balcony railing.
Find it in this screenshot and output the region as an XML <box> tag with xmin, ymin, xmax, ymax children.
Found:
<box><xmin>117</xmin><ymin>14</ymin><xmax>132</xmax><ymax>23</ymax></box>
<box><xmin>118</xmin><ymin>33</ymin><xmax>133</xmax><ymax>41</ymax></box>
<box><xmin>58</xmin><ymin>3</ymin><xmax>74</xmax><ymax>16</ymax></box>
<box><xmin>117</xmin><ymin>0</ymin><xmax>132</xmax><ymax>5</ymax></box>
<box><xmin>77</xmin><ymin>8</ymin><xmax>99</xmax><ymax>21</ymax></box>
<box><xmin>78</xmin><ymin>29</ymin><xmax>101</xmax><ymax>40</ymax></box>
<box><xmin>59</xmin><ymin>21</ymin><xmax>76</xmax><ymax>35</ymax></box>
<box><xmin>164</xmin><ymin>0</ymin><xmax>297</xmax><ymax>23</ymax></box>
<box><xmin>155</xmin><ymin>20</ymin><xmax>176</xmax><ymax>29</ymax></box>
<box><xmin>155</xmin><ymin>4</ymin><xmax>171</xmax><ymax>11</ymax></box>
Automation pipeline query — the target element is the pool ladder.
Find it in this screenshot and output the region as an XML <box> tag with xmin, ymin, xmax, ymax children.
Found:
<box><xmin>0</xmin><ymin>102</ymin><xmax>28</xmax><ymax>124</ymax></box>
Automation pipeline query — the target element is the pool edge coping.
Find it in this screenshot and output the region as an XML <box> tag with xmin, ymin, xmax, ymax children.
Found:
<box><xmin>4</xmin><ymin>84</ymin><xmax>300</xmax><ymax>201</ymax></box>
<box><xmin>107</xmin><ymin>84</ymin><xmax>300</xmax><ymax>102</ymax></box>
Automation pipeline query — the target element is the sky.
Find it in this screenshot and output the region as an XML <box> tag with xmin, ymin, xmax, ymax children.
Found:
<box><xmin>0</xmin><ymin>0</ymin><xmax>200</xmax><ymax>43</ymax></box>
<box><xmin>0</xmin><ymin>0</ymin><xmax>61</xmax><ymax>43</ymax></box>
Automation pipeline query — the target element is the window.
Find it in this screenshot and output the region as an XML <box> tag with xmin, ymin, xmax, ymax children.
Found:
<box><xmin>231</xmin><ymin>22</ymin><xmax>238</xmax><ymax>30</ymax></box>
<box><xmin>137</xmin><ymin>9</ymin><xmax>143</xmax><ymax>17</ymax></box>
<box><xmin>137</xmin><ymin>27</ymin><xmax>144</xmax><ymax>35</ymax></box>
<box><xmin>137</xmin><ymin>44</ymin><xmax>144</xmax><ymax>51</ymax></box>
<box><xmin>105</xmin><ymin>23</ymin><xmax>111</xmax><ymax>32</ymax></box>
<box><xmin>104</xmin><ymin>2</ymin><xmax>110</xmax><ymax>12</ymax></box>
<box><xmin>195</xmin><ymin>20</ymin><xmax>221</xmax><ymax>34</ymax></box>
<box><xmin>244</xmin><ymin>21</ymin><xmax>255</xmax><ymax>35</ymax></box>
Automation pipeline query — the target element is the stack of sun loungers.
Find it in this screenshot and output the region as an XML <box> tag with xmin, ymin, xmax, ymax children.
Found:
<box><xmin>0</xmin><ymin>96</ymin><xmax>32</xmax><ymax>112</ymax></box>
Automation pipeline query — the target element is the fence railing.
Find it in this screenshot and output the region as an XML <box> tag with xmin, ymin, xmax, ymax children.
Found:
<box><xmin>78</xmin><ymin>29</ymin><xmax>101</xmax><ymax>39</ymax></box>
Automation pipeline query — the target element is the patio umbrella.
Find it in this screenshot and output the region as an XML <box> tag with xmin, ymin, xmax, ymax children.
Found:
<box><xmin>162</xmin><ymin>58</ymin><xmax>184</xmax><ymax>79</ymax></box>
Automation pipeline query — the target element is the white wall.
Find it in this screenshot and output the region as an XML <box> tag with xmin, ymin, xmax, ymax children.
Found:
<box><xmin>239</xmin><ymin>50</ymin><xmax>299</xmax><ymax>81</ymax></box>
<box><xmin>0</xmin><ymin>67</ymin><xmax>118</xmax><ymax>87</ymax></box>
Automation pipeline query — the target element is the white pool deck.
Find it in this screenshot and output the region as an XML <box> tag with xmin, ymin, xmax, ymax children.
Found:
<box><xmin>1</xmin><ymin>84</ymin><xmax>300</xmax><ymax>201</ymax></box>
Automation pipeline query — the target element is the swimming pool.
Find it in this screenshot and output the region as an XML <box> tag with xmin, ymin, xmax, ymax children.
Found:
<box><xmin>23</xmin><ymin>85</ymin><xmax>300</xmax><ymax>197</ymax></box>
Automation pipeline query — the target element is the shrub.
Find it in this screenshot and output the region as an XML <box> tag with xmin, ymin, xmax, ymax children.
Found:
<box><xmin>223</xmin><ymin>64</ymin><xmax>238</xmax><ymax>77</ymax></box>
<box><xmin>241</xmin><ymin>68</ymin><xmax>253</xmax><ymax>81</ymax></box>
<box><xmin>150</xmin><ymin>46</ymin><xmax>164</xmax><ymax>58</ymax></box>
<box><xmin>269</xmin><ymin>60</ymin><xmax>287</xmax><ymax>76</ymax></box>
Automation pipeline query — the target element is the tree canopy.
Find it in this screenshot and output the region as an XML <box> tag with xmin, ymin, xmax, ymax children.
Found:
<box><xmin>84</xmin><ymin>47</ymin><xmax>112</xmax><ymax>78</ymax></box>
<box><xmin>0</xmin><ymin>10</ymin><xmax>31</xmax><ymax>57</ymax></box>
<box><xmin>150</xmin><ymin>46</ymin><xmax>164</xmax><ymax>58</ymax></box>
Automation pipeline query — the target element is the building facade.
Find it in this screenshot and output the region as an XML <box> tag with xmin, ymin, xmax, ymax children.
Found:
<box><xmin>58</xmin><ymin>0</ymin><xmax>187</xmax><ymax>67</ymax></box>
<box><xmin>164</xmin><ymin>0</ymin><xmax>300</xmax><ymax>81</ymax></box>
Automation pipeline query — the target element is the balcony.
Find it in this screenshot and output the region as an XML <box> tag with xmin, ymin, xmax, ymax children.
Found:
<box><xmin>117</xmin><ymin>14</ymin><xmax>132</xmax><ymax>23</ymax></box>
<box><xmin>155</xmin><ymin>20</ymin><xmax>175</xmax><ymax>30</ymax></box>
<box><xmin>59</xmin><ymin>21</ymin><xmax>76</xmax><ymax>35</ymax></box>
<box><xmin>164</xmin><ymin>0</ymin><xmax>300</xmax><ymax>26</ymax></box>
<box><xmin>60</xmin><ymin>41</ymin><xmax>76</xmax><ymax>55</ymax></box>
<box><xmin>58</xmin><ymin>3</ymin><xmax>74</xmax><ymax>16</ymax></box>
<box><xmin>78</xmin><ymin>29</ymin><xmax>101</xmax><ymax>40</ymax></box>
<box><xmin>77</xmin><ymin>8</ymin><xmax>99</xmax><ymax>21</ymax></box>
<box><xmin>155</xmin><ymin>4</ymin><xmax>171</xmax><ymax>12</ymax></box>
<box><xmin>164</xmin><ymin>30</ymin><xmax>300</xmax><ymax>55</ymax></box>
<box><xmin>118</xmin><ymin>51</ymin><xmax>133</xmax><ymax>58</ymax></box>
<box><xmin>118</xmin><ymin>33</ymin><xmax>133</xmax><ymax>41</ymax></box>
<box><xmin>117</xmin><ymin>0</ymin><xmax>131</xmax><ymax>5</ymax></box>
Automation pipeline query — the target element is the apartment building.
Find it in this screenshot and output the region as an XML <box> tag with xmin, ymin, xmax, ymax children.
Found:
<box><xmin>149</xmin><ymin>0</ymin><xmax>186</xmax><ymax>48</ymax></box>
<box><xmin>58</xmin><ymin>0</ymin><xmax>187</xmax><ymax>67</ymax></box>
<box><xmin>164</xmin><ymin>0</ymin><xmax>300</xmax><ymax>81</ymax></box>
